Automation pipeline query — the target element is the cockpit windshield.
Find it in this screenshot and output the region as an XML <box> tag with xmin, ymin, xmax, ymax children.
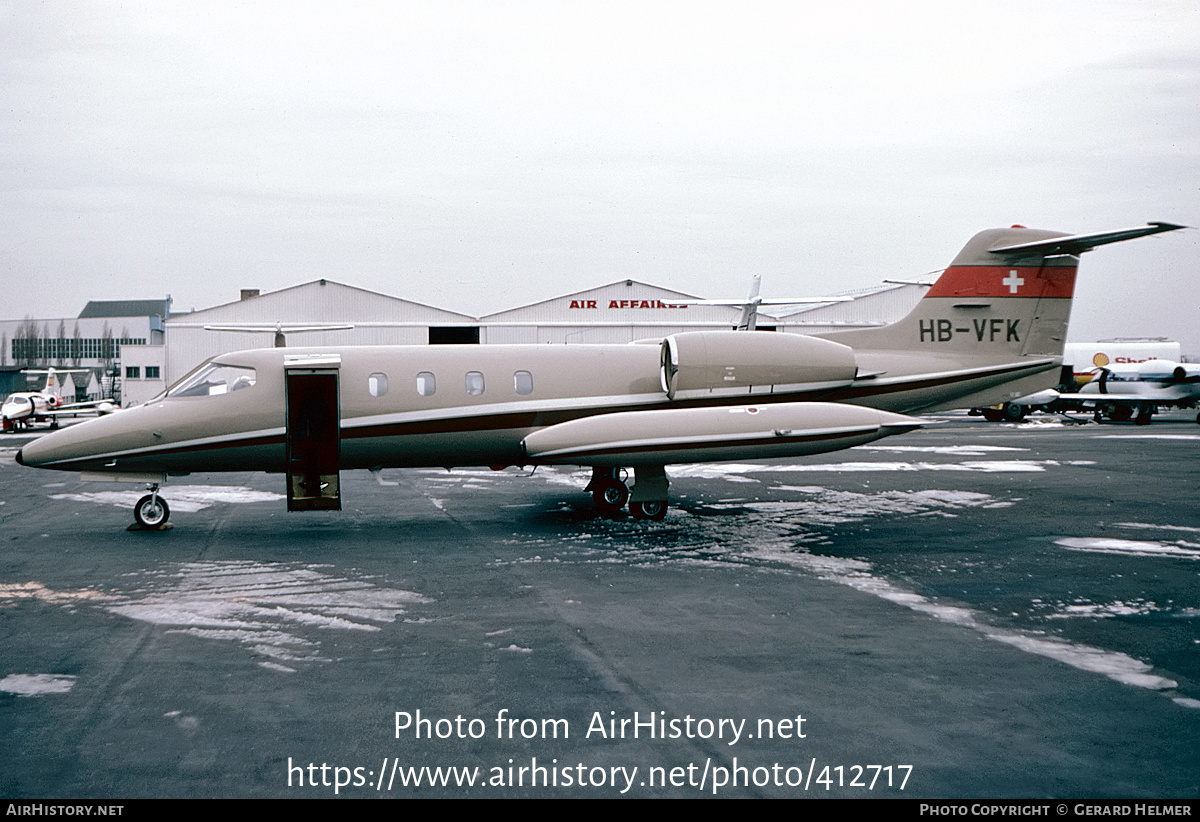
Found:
<box><xmin>166</xmin><ymin>362</ymin><xmax>257</xmax><ymax>398</ymax></box>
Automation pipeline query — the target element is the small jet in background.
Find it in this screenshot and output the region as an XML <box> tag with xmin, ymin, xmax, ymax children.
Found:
<box><xmin>2</xmin><ymin>368</ymin><xmax>116</xmax><ymax>432</ymax></box>
<box><xmin>1053</xmin><ymin>359</ymin><xmax>1200</xmax><ymax>424</ymax></box>
<box><xmin>975</xmin><ymin>341</ymin><xmax>1200</xmax><ymax>425</ymax></box>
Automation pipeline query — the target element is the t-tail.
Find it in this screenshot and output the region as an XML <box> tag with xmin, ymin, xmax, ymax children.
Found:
<box><xmin>821</xmin><ymin>222</ymin><xmax>1185</xmax><ymax>412</ymax></box>
<box><xmin>23</xmin><ymin>367</ymin><xmax>84</xmax><ymax>401</ymax></box>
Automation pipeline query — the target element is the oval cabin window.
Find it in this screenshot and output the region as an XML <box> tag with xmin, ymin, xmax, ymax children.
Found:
<box><xmin>416</xmin><ymin>372</ymin><xmax>436</xmax><ymax>397</ymax></box>
<box><xmin>465</xmin><ymin>371</ymin><xmax>485</xmax><ymax>396</ymax></box>
<box><xmin>368</xmin><ymin>373</ymin><xmax>388</xmax><ymax>397</ymax></box>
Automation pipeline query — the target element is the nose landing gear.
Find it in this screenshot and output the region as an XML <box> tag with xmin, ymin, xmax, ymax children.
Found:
<box><xmin>133</xmin><ymin>484</ymin><xmax>171</xmax><ymax>530</ymax></box>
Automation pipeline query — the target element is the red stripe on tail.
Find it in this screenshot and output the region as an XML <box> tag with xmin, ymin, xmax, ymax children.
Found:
<box><xmin>926</xmin><ymin>265</ymin><xmax>1076</xmax><ymax>299</ymax></box>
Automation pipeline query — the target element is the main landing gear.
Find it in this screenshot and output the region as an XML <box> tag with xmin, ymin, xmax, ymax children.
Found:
<box><xmin>585</xmin><ymin>467</ymin><xmax>669</xmax><ymax>521</ymax></box>
<box><xmin>589</xmin><ymin>471</ymin><xmax>629</xmax><ymax>514</ymax></box>
<box><xmin>133</xmin><ymin>483</ymin><xmax>171</xmax><ymax>529</ymax></box>
<box><xmin>1092</xmin><ymin>404</ymin><xmax>1156</xmax><ymax>425</ymax></box>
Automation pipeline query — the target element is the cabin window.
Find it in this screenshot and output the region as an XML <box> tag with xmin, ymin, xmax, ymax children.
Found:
<box><xmin>167</xmin><ymin>363</ymin><xmax>257</xmax><ymax>397</ymax></box>
<box><xmin>416</xmin><ymin>372</ymin><xmax>436</xmax><ymax>397</ymax></box>
<box><xmin>368</xmin><ymin>372</ymin><xmax>388</xmax><ymax>397</ymax></box>
<box><xmin>465</xmin><ymin>371</ymin><xmax>485</xmax><ymax>396</ymax></box>
<box><xmin>514</xmin><ymin>370</ymin><xmax>533</xmax><ymax>395</ymax></box>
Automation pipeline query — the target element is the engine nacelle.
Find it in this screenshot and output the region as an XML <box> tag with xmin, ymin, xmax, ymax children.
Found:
<box><xmin>1137</xmin><ymin>359</ymin><xmax>1197</xmax><ymax>381</ymax></box>
<box><xmin>660</xmin><ymin>331</ymin><xmax>857</xmax><ymax>400</ymax></box>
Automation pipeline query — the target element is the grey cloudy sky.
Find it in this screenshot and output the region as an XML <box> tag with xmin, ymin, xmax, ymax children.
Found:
<box><xmin>3</xmin><ymin>1</ymin><xmax>1198</xmax><ymax>350</ymax></box>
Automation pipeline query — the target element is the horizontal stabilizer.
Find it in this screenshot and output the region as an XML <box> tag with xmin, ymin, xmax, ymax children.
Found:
<box><xmin>989</xmin><ymin>222</ymin><xmax>1185</xmax><ymax>257</ymax></box>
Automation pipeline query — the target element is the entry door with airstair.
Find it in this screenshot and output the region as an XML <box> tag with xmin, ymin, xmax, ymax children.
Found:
<box><xmin>285</xmin><ymin>359</ymin><xmax>341</xmax><ymax>511</ymax></box>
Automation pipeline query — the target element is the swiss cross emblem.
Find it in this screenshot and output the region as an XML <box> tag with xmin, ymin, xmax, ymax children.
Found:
<box><xmin>1002</xmin><ymin>270</ymin><xmax>1025</xmax><ymax>294</ymax></box>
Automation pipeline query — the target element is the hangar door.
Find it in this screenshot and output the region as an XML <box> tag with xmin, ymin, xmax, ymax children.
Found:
<box><xmin>285</xmin><ymin>361</ymin><xmax>341</xmax><ymax>511</ymax></box>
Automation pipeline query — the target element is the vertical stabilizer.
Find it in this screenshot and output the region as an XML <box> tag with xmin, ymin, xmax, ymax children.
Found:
<box><xmin>823</xmin><ymin>222</ymin><xmax>1183</xmax><ymax>361</ymax></box>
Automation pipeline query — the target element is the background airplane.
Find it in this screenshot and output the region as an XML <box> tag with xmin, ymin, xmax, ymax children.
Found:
<box><xmin>14</xmin><ymin>222</ymin><xmax>1185</xmax><ymax>528</ymax></box>
<box><xmin>1053</xmin><ymin>359</ymin><xmax>1200</xmax><ymax>424</ymax></box>
<box><xmin>976</xmin><ymin>340</ymin><xmax>1200</xmax><ymax>424</ymax></box>
<box><xmin>675</xmin><ymin>275</ymin><xmax>853</xmax><ymax>331</ymax></box>
<box><xmin>1</xmin><ymin>368</ymin><xmax>115</xmax><ymax>432</ymax></box>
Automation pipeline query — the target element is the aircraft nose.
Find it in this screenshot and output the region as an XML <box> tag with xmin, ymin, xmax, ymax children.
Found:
<box><xmin>12</xmin><ymin>432</ymin><xmax>55</xmax><ymax>469</ymax></box>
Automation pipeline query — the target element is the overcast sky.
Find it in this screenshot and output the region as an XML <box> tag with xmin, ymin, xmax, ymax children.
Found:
<box><xmin>3</xmin><ymin>1</ymin><xmax>1198</xmax><ymax>351</ymax></box>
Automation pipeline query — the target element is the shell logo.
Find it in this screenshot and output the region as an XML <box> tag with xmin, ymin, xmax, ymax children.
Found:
<box><xmin>1092</xmin><ymin>352</ymin><xmax>1110</xmax><ymax>367</ymax></box>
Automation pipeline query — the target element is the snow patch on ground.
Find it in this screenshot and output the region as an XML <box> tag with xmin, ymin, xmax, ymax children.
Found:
<box><xmin>50</xmin><ymin>485</ymin><xmax>284</xmax><ymax>512</ymax></box>
<box><xmin>1055</xmin><ymin>537</ymin><xmax>1200</xmax><ymax>560</ymax></box>
<box><xmin>0</xmin><ymin>673</ymin><xmax>77</xmax><ymax>696</ymax></box>
<box><xmin>852</xmin><ymin>444</ymin><xmax>1029</xmax><ymax>456</ymax></box>
<box><xmin>502</xmin><ymin>485</ymin><xmax>1185</xmax><ymax>701</ymax></box>
<box><xmin>4</xmin><ymin>562</ymin><xmax>431</xmax><ymax>673</ymax></box>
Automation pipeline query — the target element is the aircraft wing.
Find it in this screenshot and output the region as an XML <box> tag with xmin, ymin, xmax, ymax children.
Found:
<box><xmin>1056</xmin><ymin>392</ymin><xmax>1200</xmax><ymax>407</ymax></box>
<box><xmin>1056</xmin><ymin>393</ymin><xmax>1150</xmax><ymax>403</ymax></box>
<box><xmin>44</xmin><ymin>401</ymin><xmax>118</xmax><ymax>417</ymax></box>
<box><xmin>989</xmin><ymin>222</ymin><xmax>1186</xmax><ymax>256</ymax></box>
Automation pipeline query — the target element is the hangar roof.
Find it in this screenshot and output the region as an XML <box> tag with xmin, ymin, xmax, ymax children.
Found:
<box><xmin>772</xmin><ymin>281</ymin><xmax>931</xmax><ymax>327</ymax></box>
<box><xmin>168</xmin><ymin>279</ymin><xmax>475</xmax><ymax>325</ymax></box>
<box><xmin>78</xmin><ymin>299</ymin><xmax>172</xmax><ymax>319</ymax></box>
<box><xmin>479</xmin><ymin>279</ymin><xmax>744</xmax><ymax>325</ymax></box>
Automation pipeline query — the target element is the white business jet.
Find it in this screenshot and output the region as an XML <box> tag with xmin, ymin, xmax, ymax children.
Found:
<box><xmin>15</xmin><ymin>222</ymin><xmax>1184</xmax><ymax>527</ymax></box>
<box><xmin>2</xmin><ymin>368</ymin><xmax>115</xmax><ymax>432</ymax></box>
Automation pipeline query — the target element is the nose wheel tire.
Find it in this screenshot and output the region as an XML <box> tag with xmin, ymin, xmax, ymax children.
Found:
<box><xmin>630</xmin><ymin>500</ymin><xmax>668</xmax><ymax>521</ymax></box>
<box><xmin>134</xmin><ymin>494</ymin><xmax>171</xmax><ymax>528</ymax></box>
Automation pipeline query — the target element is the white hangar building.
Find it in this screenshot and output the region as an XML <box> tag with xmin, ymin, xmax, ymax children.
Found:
<box><xmin>479</xmin><ymin>279</ymin><xmax>931</xmax><ymax>343</ymax></box>
<box><xmin>152</xmin><ymin>280</ymin><xmax>478</xmax><ymax>400</ymax></box>
<box><xmin>772</xmin><ymin>281</ymin><xmax>932</xmax><ymax>334</ymax></box>
<box><xmin>480</xmin><ymin>279</ymin><xmax>769</xmax><ymax>344</ymax></box>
